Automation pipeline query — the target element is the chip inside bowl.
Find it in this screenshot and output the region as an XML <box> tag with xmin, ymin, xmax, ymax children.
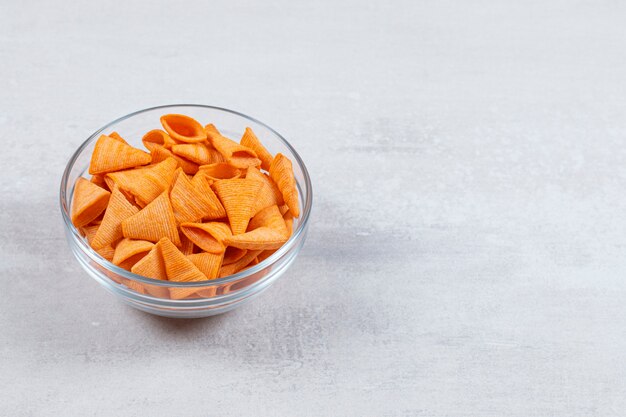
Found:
<box><xmin>70</xmin><ymin>114</ymin><xmax>300</xmax><ymax>299</ymax></box>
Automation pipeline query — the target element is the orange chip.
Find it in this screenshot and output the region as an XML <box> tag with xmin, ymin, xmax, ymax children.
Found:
<box><xmin>238</xmin><ymin>257</ymin><xmax>260</xmax><ymax>274</ymax></box>
<box><xmin>145</xmin><ymin>142</ymin><xmax>199</xmax><ymax>175</ymax></box>
<box><xmin>143</xmin><ymin>283</ymin><xmax>170</xmax><ymax>298</ymax></box>
<box><xmin>91</xmin><ymin>186</ymin><xmax>139</xmax><ymax>249</ymax></box>
<box><xmin>205</xmin><ymin>124</ymin><xmax>261</xmax><ymax>169</ymax></box>
<box><xmin>224</xmin><ymin>227</ymin><xmax>288</xmax><ymax>250</ymax></box>
<box><xmin>204</xmin><ymin>123</ymin><xmax>221</xmax><ymax>136</ymax></box>
<box><xmin>278</xmin><ymin>204</ymin><xmax>290</xmax><ymax>216</ymax></box>
<box><xmin>90</xmin><ymin>174</ymin><xmax>109</xmax><ymax>190</ymax></box>
<box><xmin>131</xmin><ymin>243</ymin><xmax>166</xmax><ymax>280</ymax></box>
<box><xmin>180</xmin><ymin>222</ymin><xmax>232</xmax><ymax>254</ymax></box>
<box><xmin>130</xmin><ymin>243</ymin><xmax>171</xmax><ymax>298</ymax></box>
<box><xmin>109</xmin><ymin>132</ymin><xmax>128</xmax><ymax>144</ymax></box>
<box><xmin>171</xmin><ymin>142</ymin><xmax>209</xmax><ymax>165</ymax></box>
<box><xmin>142</xmin><ymin>129</ymin><xmax>178</xmax><ymax>149</ymax></box>
<box><xmin>160</xmin><ymin>114</ymin><xmax>206</xmax><ymax>143</ymax></box>
<box><xmin>234</xmin><ymin>258</ymin><xmax>260</xmax><ymax>276</ymax></box>
<box><xmin>103</xmin><ymin>175</ymin><xmax>116</xmax><ymax>192</ymax></box>
<box><xmin>123</xmin><ymin>279</ymin><xmax>147</xmax><ymax>294</ymax></box>
<box><xmin>195</xmin><ymin>286</ymin><xmax>218</xmax><ymax>298</ymax></box>
<box><xmin>196</xmin><ymin>163</ymin><xmax>243</xmax><ymax>181</ymax></box>
<box><xmin>269</xmin><ymin>153</ymin><xmax>300</xmax><ymax>218</ymax></box>
<box><xmin>218</xmin><ymin>250</ymin><xmax>262</xmax><ymax>278</ymax></box>
<box><xmin>284</xmin><ymin>210</ymin><xmax>294</xmax><ymax>236</ymax></box>
<box><xmin>122</xmin><ymin>191</ymin><xmax>181</xmax><ymax>246</ymax></box>
<box><xmin>222</xmin><ymin>247</ymin><xmax>247</xmax><ymax>265</ymax></box>
<box><xmin>96</xmin><ymin>244</ymin><xmax>116</xmax><ymax>261</ymax></box>
<box><xmin>118</xmin><ymin>253</ymin><xmax>149</xmax><ymax>271</ymax></box>
<box><xmin>80</xmin><ymin>224</ymin><xmax>100</xmax><ymax>245</ymax></box>
<box><xmin>240</xmin><ymin>127</ymin><xmax>273</xmax><ymax>171</ymax></box>
<box><xmin>257</xmin><ymin>249</ymin><xmax>277</xmax><ymax>263</ymax></box>
<box><xmin>170</xmin><ymin>168</ymin><xmax>226</xmax><ymax>223</ymax></box>
<box><xmin>94</xmin><ymin>262</ymin><xmax>123</xmax><ymax>283</ymax></box>
<box><xmin>171</xmin><ymin>142</ymin><xmax>224</xmax><ymax>165</ymax></box>
<box><xmin>115</xmin><ymin>186</ymin><xmax>138</xmax><ymax>207</ymax></box>
<box><xmin>89</xmin><ymin>134</ymin><xmax>151</xmax><ymax>175</ymax></box>
<box><xmin>188</xmin><ymin>252</ymin><xmax>223</xmax><ymax>280</ymax></box>
<box><xmin>89</xmin><ymin>213</ymin><xmax>104</xmax><ymax>225</ymax></box>
<box><xmin>247</xmin><ymin>205</ymin><xmax>289</xmax><ymax>234</ymax></box>
<box><xmin>71</xmin><ymin>177</ymin><xmax>111</xmax><ymax>228</ymax></box>
<box><xmin>246</xmin><ymin>167</ymin><xmax>284</xmax><ymax>215</ymax></box>
<box><xmin>218</xmin><ymin>268</ymin><xmax>268</xmax><ymax>295</ymax></box>
<box><xmin>208</xmin><ymin>148</ymin><xmax>226</xmax><ymax>164</ymax></box>
<box><xmin>212</xmin><ymin>178</ymin><xmax>263</xmax><ymax>235</ymax></box>
<box><xmin>180</xmin><ymin>234</ymin><xmax>195</xmax><ymax>255</ymax></box>
<box><xmin>106</xmin><ymin>157</ymin><xmax>178</xmax><ymax>207</ymax></box>
<box><xmin>112</xmin><ymin>238</ymin><xmax>154</xmax><ymax>267</ymax></box>
<box><xmin>190</xmin><ymin>170</ymin><xmax>214</xmax><ymax>192</ymax></box>
<box><xmin>158</xmin><ymin>237</ymin><xmax>207</xmax><ymax>299</ymax></box>
<box><xmin>230</xmin><ymin>205</ymin><xmax>289</xmax><ymax>250</ymax></box>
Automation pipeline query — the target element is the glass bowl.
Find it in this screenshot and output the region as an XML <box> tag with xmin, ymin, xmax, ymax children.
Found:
<box><xmin>60</xmin><ymin>104</ymin><xmax>312</xmax><ymax>318</ymax></box>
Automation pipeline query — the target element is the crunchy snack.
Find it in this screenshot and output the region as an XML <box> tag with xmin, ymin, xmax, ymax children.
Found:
<box><xmin>70</xmin><ymin>114</ymin><xmax>300</xmax><ymax>298</ymax></box>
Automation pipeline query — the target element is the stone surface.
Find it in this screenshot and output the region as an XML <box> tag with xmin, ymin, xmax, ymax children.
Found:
<box><xmin>1</xmin><ymin>0</ymin><xmax>626</xmax><ymax>415</ymax></box>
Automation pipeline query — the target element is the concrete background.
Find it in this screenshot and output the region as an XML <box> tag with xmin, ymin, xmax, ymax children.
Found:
<box><xmin>1</xmin><ymin>0</ymin><xmax>626</xmax><ymax>415</ymax></box>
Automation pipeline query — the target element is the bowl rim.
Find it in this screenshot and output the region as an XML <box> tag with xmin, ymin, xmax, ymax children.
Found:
<box><xmin>60</xmin><ymin>103</ymin><xmax>312</xmax><ymax>288</ymax></box>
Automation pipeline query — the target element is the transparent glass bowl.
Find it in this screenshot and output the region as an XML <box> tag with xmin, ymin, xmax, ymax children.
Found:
<box><xmin>60</xmin><ymin>105</ymin><xmax>312</xmax><ymax>318</ymax></box>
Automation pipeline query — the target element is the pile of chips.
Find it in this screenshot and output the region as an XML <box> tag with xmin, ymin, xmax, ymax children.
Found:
<box><xmin>70</xmin><ymin>114</ymin><xmax>299</xmax><ymax>299</ymax></box>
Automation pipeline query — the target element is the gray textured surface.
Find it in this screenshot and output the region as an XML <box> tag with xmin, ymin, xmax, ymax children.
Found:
<box><xmin>1</xmin><ymin>0</ymin><xmax>626</xmax><ymax>415</ymax></box>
